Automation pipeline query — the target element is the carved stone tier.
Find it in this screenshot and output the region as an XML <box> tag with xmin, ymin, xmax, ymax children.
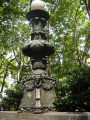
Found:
<box><xmin>31</xmin><ymin>33</ymin><xmax>47</xmax><ymax>40</ymax></box>
<box><xmin>31</xmin><ymin>57</ymin><xmax>47</xmax><ymax>70</ymax></box>
<box><xmin>22</xmin><ymin>40</ymin><xmax>55</xmax><ymax>57</ymax></box>
<box><xmin>26</xmin><ymin>10</ymin><xmax>49</xmax><ymax>21</ymax></box>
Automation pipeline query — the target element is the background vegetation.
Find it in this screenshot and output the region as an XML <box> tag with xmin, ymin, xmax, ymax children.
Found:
<box><xmin>0</xmin><ymin>0</ymin><xmax>90</xmax><ymax>111</ymax></box>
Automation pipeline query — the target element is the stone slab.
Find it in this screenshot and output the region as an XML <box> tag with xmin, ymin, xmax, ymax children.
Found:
<box><xmin>0</xmin><ymin>111</ymin><xmax>90</xmax><ymax>120</ymax></box>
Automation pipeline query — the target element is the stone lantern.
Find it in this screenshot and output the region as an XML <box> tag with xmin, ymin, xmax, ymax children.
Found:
<box><xmin>19</xmin><ymin>0</ymin><xmax>58</xmax><ymax>114</ymax></box>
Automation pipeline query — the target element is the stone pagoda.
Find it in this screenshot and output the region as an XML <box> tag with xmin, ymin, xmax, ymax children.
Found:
<box><xmin>19</xmin><ymin>0</ymin><xmax>58</xmax><ymax>114</ymax></box>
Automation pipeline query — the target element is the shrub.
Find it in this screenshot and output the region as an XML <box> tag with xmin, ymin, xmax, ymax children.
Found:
<box><xmin>54</xmin><ymin>65</ymin><xmax>90</xmax><ymax>112</ymax></box>
<box><xmin>2</xmin><ymin>84</ymin><xmax>23</xmax><ymax>111</ymax></box>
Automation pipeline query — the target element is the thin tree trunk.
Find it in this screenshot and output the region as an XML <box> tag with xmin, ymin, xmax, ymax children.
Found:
<box><xmin>82</xmin><ymin>30</ymin><xmax>90</xmax><ymax>63</ymax></box>
<box><xmin>11</xmin><ymin>16</ymin><xmax>23</xmax><ymax>83</ymax></box>
<box><xmin>47</xmin><ymin>0</ymin><xmax>53</xmax><ymax>76</ymax></box>
<box><xmin>83</xmin><ymin>0</ymin><xmax>90</xmax><ymax>18</ymax></box>
<box><xmin>19</xmin><ymin>58</ymin><xmax>25</xmax><ymax>81</ymax></box>
<box><xmin>0</xmin><ymin>58</ymin><xmax>15</xmax><ymax>94</ymax></box>
<box><xmin>1</xmin><ymin>66</ymin><xmax>8</xmax><ymax>93</ymax></box>
<box><xmin>74</xmin><ymin>10</ymin><xmax>82</xmax><ymax>66</ymax></box>
<box><xmin>17</xmin><ymin>62</ymin><xmax>21</xmax><ymax>82</ymax></box>
<box><xmin>17</xmin><ymin>47</ymin><xmax>22</xmax><ymax>82</ymax></box>
<box><xmin>30</xmin><ymin>0</ymin><xmax>32</xmax><ymax>10</ymax></box>
<box><xmin>63</xmin><ymin>38</ymin><xmax>66</xmax><ymax>67</ymax></box>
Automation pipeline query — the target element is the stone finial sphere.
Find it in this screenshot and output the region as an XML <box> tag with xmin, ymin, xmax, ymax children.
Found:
<box><xmin>31</xmin><ymin>0</ymin><xmax>45</xmax><ymax>10</ymax></box>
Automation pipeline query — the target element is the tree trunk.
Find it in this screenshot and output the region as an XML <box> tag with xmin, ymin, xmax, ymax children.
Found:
<box><xmin>82</xmin><ymin>30</ymin><xmax>90</xmax><ymax>63</ymax></box>
<box><xmin>83</xmin><ymin>0</ymin><xmax>90</xmax><ymax>18</ymax></box>
<box><xmin>0</xmin><ymin>58</ymin><xmax>15</xmax><ymax>95</ymax></box>
<box><xmin>74</xmin><ymin>9</ymin><xmax>82</xmax><ymax>66</ymax></box>
<box><xmin>1</xmin><ymin>66</ymin><xmax>8</xmax><ymax>93</ymax></box>
<box><xmin>47</xmin><ymin>0</ymin><xmax>53</xmax><ymax>76</ymax></box>
<box><xmin>30</xmin><ymin>0</ymin><xmax>32</xmax><ymax>10</ymax></box>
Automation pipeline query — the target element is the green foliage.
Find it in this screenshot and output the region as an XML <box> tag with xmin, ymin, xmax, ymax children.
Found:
<box><xmin>2</xmin><ymin>84</ymin><xmax>23</xmax><ymax>111</ymax></box>
<box><xmin>0</xmin><ymin>0</ymin><xmax>31</xmax><ymax>93</ymax></box>
<box><xmin>48</xmin><ymin>0</ymin><xmax>90</xmax><ymax>79</ymax></box>
<box><xmin>54</xmin><ymin>65</ymin><xmax>90</xmax><ymax>112</ymax></box>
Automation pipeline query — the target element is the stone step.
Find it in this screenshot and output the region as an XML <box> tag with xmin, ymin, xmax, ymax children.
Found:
<box><xmin>0</xmin><ymin>111</ymin><xmax>90</xmax><ymax>120</ymax></box>
<box><xmin>0</xmin><ymin>117</ymin><xmax>31</xmax><ymax>120</ymax></box>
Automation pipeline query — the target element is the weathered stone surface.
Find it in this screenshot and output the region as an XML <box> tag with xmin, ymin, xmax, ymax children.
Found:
<box><xmin>0</xmin><ymin>112</ymin><xmax>90</xmax><ymax>120</ymax></box>
<box><xmin>41</xmin><ymin>88</ymin><xmax>56</xmax><ymax>108</ymax></box>
<box><xmin>22</xmin><ymin>40</ymin><xmax>55</xmax><ymax>57</ymax></box>
<box><xmin>31</xmin><ymin>57</ymin><xmax>47</xmax><ymax>70</ymax></box>
<box><xmin>19</xmin><ymin>0</ymin><xmax>57</xmax><ymax>113</ymax></box>
<box><xmin>19</xmin><ymin>89</ymin><xmax>36</xmax><ymax>108</ymax></box>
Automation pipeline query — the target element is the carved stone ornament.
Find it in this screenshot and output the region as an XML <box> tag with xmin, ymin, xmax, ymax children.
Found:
<box><xmin>18</xmin><ymin>107</ymin><xmax>56</xmax><ymax>113</ymax></box>
<box><xmin>21</xmin><ymin>76</ymin><xmax>58</xmax><ymax>91</ymax></box>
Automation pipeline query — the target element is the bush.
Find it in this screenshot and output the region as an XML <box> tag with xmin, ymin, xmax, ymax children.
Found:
<box><xmin>2</xmin><ymin>84</ymin><xmax>23</xmax><ymax>111</ymax></box>
<box><xmin>54</xmin><ymin>65</ymin><xmax>90</xmax><ymax>112</ymax></box>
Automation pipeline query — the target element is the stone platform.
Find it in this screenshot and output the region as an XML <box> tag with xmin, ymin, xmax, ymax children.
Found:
<box><xmin>0</xmin><ymin>111</ymin><xmax>90</xmax><ymax>120</ymax></box>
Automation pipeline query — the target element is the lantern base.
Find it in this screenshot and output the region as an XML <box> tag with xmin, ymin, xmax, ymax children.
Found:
<box><xmin>19</xmin><ymin>88</ymin><xmax>56</xmax><ymax>114</ymax></box>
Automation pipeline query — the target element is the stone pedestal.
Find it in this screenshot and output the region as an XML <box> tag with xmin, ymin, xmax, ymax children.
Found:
<box><xmin>19</xmin><ymin>88</ymin><xmax>56</xmax><ymax>113</ymax></box>
<box><xmin>0</xmin><ymin>111</ymin><xmax>90</xmax><ymax>120</ymax></box>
